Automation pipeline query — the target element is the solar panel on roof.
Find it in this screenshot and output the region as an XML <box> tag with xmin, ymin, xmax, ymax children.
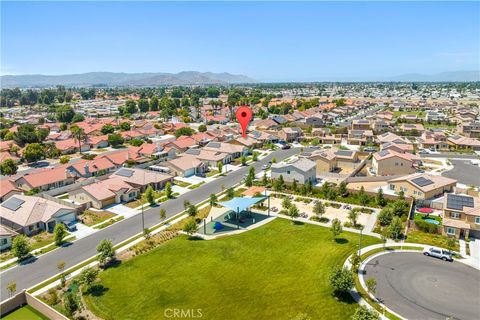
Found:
<box><xmin>411</xmin><ymin>177</ymin><xmax>434</xmax><ymax>187</ymax></box>
<box><xmin>446</xmin><ymin>194</ymin><xmax>475</xmax><ymax>210</ymax></box>
<box><xmin>1</xmin><ymin>197</ymin><xmax>25</xmax><ymax>211</ymax></box>
<box><xmin>335</xmin><ymin>150</ymin><xmax>353</xmax><ymax>157</ymax></box>
<box><xmin>116</xmin><ymin>169</ymin><xmax>134</xmax><ymax>177</ymax></box>
<box><xmin>186</xmin><ymin>149</ymin><xmax>201</xmax><ymax>155</ymax></box>
<box><xmin>378</xmin><ymin>150</ymin><xmax>390</xmax><ymax>157</ymax></box>
<box><xmin>208</xmin><ymin>142</ymin><xmax>221</xmax><ymax>148</ymax></box>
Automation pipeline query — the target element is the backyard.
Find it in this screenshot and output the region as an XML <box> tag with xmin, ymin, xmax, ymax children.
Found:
<box><xmin>84</xmin><ymin>218</ymin><xmax>380</xmax><ymax>320</ymax></box>
<box><xmin>3</xmin><ymin>305</ymin><xmax>49</xmax><ymax>320</ymax></box>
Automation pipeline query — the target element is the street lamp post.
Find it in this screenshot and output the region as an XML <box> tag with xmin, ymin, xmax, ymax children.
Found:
<box><xmin>358</xmin><ymin>227</ymin><xmax>363</xmax><ymax>256</ymax></box>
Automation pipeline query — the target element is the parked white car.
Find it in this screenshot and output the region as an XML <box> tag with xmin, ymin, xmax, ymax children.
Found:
<box><xmin>423</xmin><ymin>247</ymin><xmax>453</xmax><ymax>261</ymax></box>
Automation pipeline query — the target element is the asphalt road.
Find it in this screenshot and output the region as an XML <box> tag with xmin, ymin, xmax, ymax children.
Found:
<box><xmin>364</xmin><ymin>252</ymin><xmax>480</xmax><ymax>320</ymax></box>
<box><xmin>0</xmin><ymin>148</ymin><xmax>299</xmax><ymax>301</ymax></box>
<box><xmin>442</xmin><ymin>159</ymin><xmax>480</xmax><ymax>186</ymax></box>
<box><xmin>420</xmin><ymin>153</ymin><xmax>480</xmax><ymax>160</ymax></box>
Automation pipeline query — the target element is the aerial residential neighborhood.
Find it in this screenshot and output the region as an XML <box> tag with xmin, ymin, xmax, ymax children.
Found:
<box><xmin>0</xmin><ymin>1</ymin><xmax>479</xmax><ymax>320</ymax></box>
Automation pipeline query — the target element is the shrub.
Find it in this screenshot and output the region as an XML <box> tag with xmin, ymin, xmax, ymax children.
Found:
<box><xmin>414</xmin><ymin>219</ymin><xmax>438</xmax><ymax>234</ymax></box>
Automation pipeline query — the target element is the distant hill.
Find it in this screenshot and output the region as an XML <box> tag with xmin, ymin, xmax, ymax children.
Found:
<box><xmin>386</xmin><ymin>71</ymin><xmax>479</xmax><ymax>82</ymax></box>
<box><xmin>0</xmin><ymin>71</ymin><xmax>258</xmax><ymax>88</ymax></box>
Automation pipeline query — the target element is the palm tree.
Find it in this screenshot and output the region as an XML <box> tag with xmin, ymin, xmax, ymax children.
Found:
<box><xmin>71</xmin><ymin>125</ymin><xmax>87</xmax><ymax>154</ymax></box>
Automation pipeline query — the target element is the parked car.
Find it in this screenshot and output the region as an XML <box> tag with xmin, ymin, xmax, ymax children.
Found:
<box><xmin>364</xmin><ymin>147</ymin><xmax>377</xmax><ymax>152</ymax></box>
<box><xmin>262</xmin><ymin>164</ymin><xmax>270</xmax><ymax>170</ymax></box>
<box><xmin>282</xmin><ymin>144</ymin><xmax>291</xmax><ymax>150</ymax></box>
<box><xmin>418</xmin><ymin>149</ymin><xmax>429</xmax><ymax>154</ymax></box>
<box><xmin>423</xmin><ymin>247</ymin><xmax>453</xmax><ymax>261</ymax></box>
<box><xmin>63</xmin><ymin>221</ymin><xmax>77</xmax><ymax>232</ymax></box>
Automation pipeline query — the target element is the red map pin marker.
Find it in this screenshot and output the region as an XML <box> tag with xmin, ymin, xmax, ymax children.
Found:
<box><xmin>236</xmin><ymin>106</ymin><xmax>253</xmax><ymax>138</ymax></box>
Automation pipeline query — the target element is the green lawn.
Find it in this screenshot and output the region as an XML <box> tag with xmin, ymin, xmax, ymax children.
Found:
<box><xmin>393</xmin><ymin>111</ymin><xmax>425</xmax><ymax>118</ymax></box>
<box><xmin>3</xmin><ymin>305</ymin><xmax>49</xmax><ymax>320</ymax></box>
<box><xmin>406</xmin><ymin>230</ymin><xmax>459</xmax><ymax>251</ymax></box>
<box><xmin>84</xmin><ymin>219</ymin><xmax>380</xmax><ymax>320</ymax></box>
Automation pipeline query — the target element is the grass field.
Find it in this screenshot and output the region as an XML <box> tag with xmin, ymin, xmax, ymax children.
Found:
<box><xmin>84</xmin><ymin>218</ymin><xmax>380</xmax><ymax>320</ymax></box>
<box><xmin>406</xmin><ymin>230</ymin><xmax>459</xmax><ymax>251</ymax></box>
<box><xmin>3</xmin><ymin>305</ymin><xmax>49</xmax><ymax>320</ymax></box>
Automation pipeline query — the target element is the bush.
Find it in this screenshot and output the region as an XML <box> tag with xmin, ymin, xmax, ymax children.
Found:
<box><xmin>414</xmin><ymin>219</ymin><xmax>438</xmax><ymax>234</ymax></box>
<box><xmin>328</xmin><ymin>265</ymin><xmax>354</xmax><ymax>296</ymax></box>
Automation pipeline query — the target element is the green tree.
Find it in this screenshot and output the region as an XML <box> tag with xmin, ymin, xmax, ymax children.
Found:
<box><xmin>446</xmin><ymin>237</ymin><xmax>456</xmax><ymax>253</ymax></box>
<box><xmin>96</xmin><ymin>239</ymin><xmax>115</xmax><ymax>266</ymax></box>
<box><xmin>101</xmin><ymin>124</ymin><xmax>115</xmax><ymax>134</ymax></box>
<box><xmin>108</xmin><ymin>133</ymin><xmax>124</xmax><ymax>147</ymax></box>
<box><xmin>165</xmin><ymin>182</ymin><xmax>173</xmax><ymax>199</ymax></box>
<box><xmin>71</xmin><ymin>125</ymin><xmax>87</xmax><ymax>154</ymax></box>
<box><xmin>271</xmin><ymin>157</ymin><xmax>277</xmax><ymax>163</ymax></box>
<box><xmin>63</xmin><ymin>292</ymin><xmax>79</xmax><ymax>316</ymax></box>
<box><xmin>288</xmin><ymin>204</ymin><xmax>299</xmax><ymax>221</ymax></box>
<box><xmin>150</xmin><ymin>96</ymin><xmax>159</xmax><ymax>111</ymax></box>
<box><xmin>79</xmin><ymin>267</ymin><xmax>99</xmax><ymax>289</ymax></box>
<box><xmin>274</xmin><ymin>175</ymin><xmax>284</xmax><ymax>191</ymax></box>
<box><xmin>144</xmin><ymin>185</ymin><xmax>155</xmax><ymax>205</ymax></box>
<box><xmin>245</xmin><ymin>174</ymin><xmax>254</xmax><ymax>187</ymax></box>
<box><xmin>56</xmin><ymin>105</ymin><xmax>75</xmax><ymax>123</ymax></box>
<box><xmin>54</xmin><ymin>223</ymin><xmax>67</xmax><ymax>246</ymax></box>
<box><xmin>226</xmin><ymin>187</ymin><xmax>235</xmax><ymax>199</ymax></box>
<box><xmin>282</xmin><ymin>197</ymin><xmax>292</xmax><ymax>210</ymax></box>
<box><xmin>209</xmin><ymin>193</ymin><xmax>217</xmax><ymax>206</ymax></box>
<box><xmin>378</xmin><ymin>207</ymin><xmax>393</xmax><ymax>226</ymax></box>
<box><xmin>187</xmin><ymin>204</ymin><xmax>197</xmax><ymax>217</ymax></box>
<box><xmin>240</xmin><ymin>155</ymin><xmax>247</xmax><ymax>166</ymax></box>
<box><xmin>198</xmin><ymin>124</ymin><xmax>207</xmax><ymax>132</ymax></box>
<box><xmin>57</xmin><ymin>260</ymin><xmax>66</xmax><ymax>287</ymax></box>
<box><xmin>348</xmin><ymin>209</ymin><xmax>359</xmax><ymax>227</ymax></box>
<box><xmin>376</xmin><ymin>188</ymin><xmax>386</xmax><ymax>206</ymax></box>
<box><xmin>59</xmin><ymin>155</ymin><xmax>70</xmax><ymax>164</ymax></box>
<box><xmin>252</xmin><ymin>151</ymin><xmax>259</xmax><ymax>161</ymax></box>
<box><xmin>388</xmin><ymin>216</ymin><xmax>403</xmax><ymax>240</ymax></box>
<box><xmin>217</xmin><ymin>161</ymin><xmax>223</xmax><ymax>174</ymax></box>
<box><xmin>130</xmin><ymin>139</ymin><xmax>144</xmax><ymax>147</ymax></box>
<box><xmin>23</xmin><ymin>143</ymin><xmax>45</xmax><ymax>163</ymax></box>
<box><xmin>138</xmin><ymin>99</ymin><xmax>149</xmax><ymax>112</ymax></box>
<box><xmin>183</xmin><ymin>218</ymin><xmax>197</xmax><ymax>237</ymax></box>
<box><xmin>119</xmin><ymin>122</ymin><xmax>131</xmax><ymax>131</ymax></box>
<box><xmin>71</xmin><ymin>113</ymin><xmax>85</xmax><ymax>123</ymax></box>
<box><xmin>358</xmin><ymin>186</ymin><xmax>369</xmax><ymax>206</ymax></box>
<box><xmin>175</xmin><ymin>127</ymin><xmax>195</xmax><ymax>138</ymax></box>
<box><xmin>0</xmin><ymin>159</ymin><xmax>18</xmax><ymax>175</ymax></box>
<box><xmin>124</xmin><ymin>99</ymin><xmax>138</xmax><ymax>114</ymax></box>
<box><xmin>331</xmin><ymin>218</ymin><xmax>343</xmax><ymax>240</ymax></box>
<box><xmin>349</xmin><ymin>252</ymin><xmax>361</xmax><ymax>273</ymax></box>
<box><xmin>12</xmin><ymin>235</ymin><xmax>31</xmax><ymax>260</ymax></box>
<box><xmin>328</xmin><ymin>265</ymin><xmax>354</xmax><ymax>296</ymax></box>
<box><xmin>291</xmin><ymin>179</ymin><xmax>298</xmax><ymax>192</ymax></box>
<box><xmin>351</xmin><ymin>306</ymin><xmax>380</xmax><ymax>320</ymax></box>
<box><xmin>313</xmin><ymin>201</ymin><xmax>325</xmax><ymax>217</ymax></box>
<box><xmin>338</xmin><ymin>181</ymin><xmax>348</xmax><ymax>197</ymax></box>
<box><xmin>262</xmin><ymin>172</ymin><xmax>268</xmax><ymax>186</ymax></box>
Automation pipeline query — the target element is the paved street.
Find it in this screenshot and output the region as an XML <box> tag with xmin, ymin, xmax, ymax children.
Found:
<box><xmin>421</xmin><ymin>153</ymin><xmax>480</xmax><ymax>160</ymax></box>
<box><xmin>364</xmin><ymin>252</ymin><xmax>480</xmax><ymax>320</ymax></box>
<box><xmin>0</xmin><ymin>148</ymin><xmax>299</xmax><ymax>301</ymax></box>
<box><xmin>442</xmin><ymin>159</ymin><xmax>480</xmax><ymax>186</ymax></box>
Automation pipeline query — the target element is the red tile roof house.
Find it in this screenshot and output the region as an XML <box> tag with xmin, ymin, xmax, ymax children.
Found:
<box><xmin>183</xmin><ymin>148</ymin><xmax>232</xmax><ymax>167</ymax></box>
<box><xmin>87</xmin><ymin>135</ymin><xmax>109</xmax><ymax>149</ymax></box>
<box><xmin>191</xmin><ymin>132</ymin><xmax>216</xmax><ymax>146</ymax></box>
<box><xmin>102</xmin><ymin>148</ymin><xmax>149</xmax><ymax>166</ymax></box>
<box><xmin>0</xmin><ymin>151</ymin><xmax>20</xmax><ymax>163</ymax></box>
<box><xmin>13</xmin><ymin>166</ymin><xmax>75</xmax><ymax>192</ymax></box>
<box><xmin>111</xmin><ymin>167</ymin><xmax>173</xmax><ymax>192</ymax></box>
<box><xmin>165</xmin><ymin>155</ymin><xmax>208</xmax><ymax>177</ymax></box>
<box><xmin>55</xmin><ymin>138</ymin><xmax>91</xmax><ymax>154</ymax></box>
<box><xmin>135</xmin><ymin>144</ymin><xmax>177</xmax><ymax>161</ymax></box>
<box><xmin>0</xmin><ymin>180</ymin><xmax>22</xmax><ymax>203</ymax></box>
<box><xmin>0</xmin><ymin>195</ymin><xmax>77</xmax><ymax>236</ymax></box>
<box><xmin>69</xmin><ymin>177</ymin><xmax>139</xmax><ymax>209</ymax></box>
<box><xmin>67</xmin><ymin>158</ymin><xmax>119</xmax><ymax>178</ymax></box>
<box><xmin>230</xmin><ymin>136</ymin><xmax>260</xmax><ymax>149</ymax></box>
<box><xmin>203</xmin><ymin>141</ymin><xmax>248</xmax><ymax>159</ymax></box>
<box><xmin>278</xmin><ymin>127</ymin><xmax>303</xmax><ymax>142</ymax></box>
<box><xmin>164</xmin><ymin>136</ymin><xmax>198</xmax><ymax>153</ymax></box>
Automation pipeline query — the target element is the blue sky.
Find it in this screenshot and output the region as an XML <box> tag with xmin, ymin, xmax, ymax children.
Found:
<box><xmin>1</xmin><ymin>1</ymin><xmax>479</xmax><ymax>81</ymax></box>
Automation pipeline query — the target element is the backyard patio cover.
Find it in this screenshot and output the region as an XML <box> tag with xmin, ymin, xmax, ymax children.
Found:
<box><xmin>218</xmin><ymin>196</ymin><xmax>266</xmax><ymax>212</ymax></box>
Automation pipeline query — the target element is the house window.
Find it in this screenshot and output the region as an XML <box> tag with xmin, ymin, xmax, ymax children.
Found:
<box><xmin>1</xmin><ymin>239</ymin><xmax>7</xmax><ymax>245</ymax></box>
<box><xmin>287</xmin><ymin>170</ymin><xmax>290</xmax><ymax>174</ymax></box>
<box><xmin>446</xmin><ymin>227</ymin><xmax>456</xmax><ymax>235</ymax></box>
<box><xmin>389</xmin><ymin>184</ymin><xmax>395</xmax><ymax>190</ymax></box>
<box><xmin>451</xmin><ymin>212</ymin><xmax>461</xmax><ymax>219</ymax></box>
<box><xmin>475</xmin><ymin>217</ymin><xmax>480</xmax><ymax>224</ymax></box>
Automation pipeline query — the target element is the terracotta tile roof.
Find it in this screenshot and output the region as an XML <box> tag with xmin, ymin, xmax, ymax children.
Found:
<box><xmin>15</xmin><ymin>166</ymin><xmax>71</xmax><ymax>188</ymax></box>
<box><xmin>81</xmin><ymin>177</ymin><xmax>136</xmax><ymax>201</ymax></box>
<box><xmin>0</xmin><ymin>179</ymin><xmax>21</xmax><ymax>200</ymax></box>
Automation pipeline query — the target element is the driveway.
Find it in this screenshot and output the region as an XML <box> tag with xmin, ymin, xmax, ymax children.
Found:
<box><xmin>107</xmin><ymin>204</ymin><xmax>139</xmax><ymax>218</ymax></box>
<box><xmin>364</xmin><ymin>252</ymin><xmax>480</xmax><ymax>320</ymax></box>
<box><xmin>442</xmin><ymin>159</ymin><xmax>480</xmax><ymax>186</ymax></box>
<box><xmin>69</xmin><ymin>223</ymin><xmax>96</xmax><ymax>240</ymax></box>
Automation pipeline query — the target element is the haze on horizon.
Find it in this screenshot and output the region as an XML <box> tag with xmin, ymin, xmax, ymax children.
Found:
<box><xmin>1</xmin><ymin>1</ymin><xmax>479</xmax><ymax>82</ymax></box>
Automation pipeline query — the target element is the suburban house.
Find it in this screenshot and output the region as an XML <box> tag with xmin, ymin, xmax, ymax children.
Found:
<box><xmin>164</xmin><ymin>136</ymin><xmax>198</xmax><ymax>153</ymax></box>
<box><xmin>425</xmin><ymin>111</ymin><xmax>446</xmax><ymax>122</ymax></box>
<box><xmin>0</xmin><ymin>195</ymin><xmax>77</xmax><ymax>236</ymax></box>
<box><xmin>67</xmin><ymin>158</ymin><xmax>119</xmax><ymax>178</ymax></box>
<box><xmin>0</xmin><ymin>180</ymin><xmax>22</xmax><ymax>203</ymax></box>
<box><xmin>457</xmin><ymin>121</ymin><xmax>480</xmax><ymax>138</ymax></box>
<box><xmin>417</xmin><ymin>130</ymin><xmax>449</xmax><ymax>150</ymax></box>
<box><xmin>55</xmin><ymin>139</ymin><xmax>91</xmax><ymax>154</ymax></box>
<box><xmin>377</xmin><ymin>132</ymin><xmax>412</xmax><ymax>146</ymax></box>
<box><xmin>165</xmin><ymin>155</ymin><xmax>208</xmax><ymax>177</ymax></box>
<box><xmin>87</xmin><ymin>135</ymin><xmax>110</xmax><ymax>149</ymax></box>
<box><xmin>249</xmin><ymin>130</ymin><xmax>279</xmax><ymax>144</ymax></box>
<box><xmin>447</xmin><ymin>135</ymin><xmax>480</xmax><ymax>151</ymax></box>
<box><xmin>399</xmin><ymin>123</ymin><xmax>425</xmax><ymax>135</ymax></box>
<box><xmin>442</xmin><ymin>193</ymin><xmax>480</xmax><ymax>239</ymax></box>
<box><xmin>230</xmin><ymin>136</ymin><xmax>260</xmax><ymax>149</ymax></box>
<box><xmin>278</xmin><ymin>127</ymin><xmax>303</xmax><ymax>142</ymax></box>
<box><xmin>387</xmin><ymin>173</ymin><xmax>457</xmax><ymax>200</ymax></box>
<box><xmin>183</xmin><ymin>149</ymin><xmax>231</xmax><ymax>167</ymax></box>
<box><xmin>69</xmin><ymin>177</ymin><xmax>139</xmax><ymax>209</ymax></box>
<box><xmin>271</xmin><ymin>158</ymin><xmax>316</xmax><ymax>184</ymax></box>
<box><xmin>203</xmin><ymin>141</ymin><xmax>248</xmax><ymax>159</ymax></box>
<box><xmin>0</xmin><ymin>225</ymin><xmax>17</xmax><ymax>250</ymax></box>
<box><xmin>14</xmin><ymin>166</ymin><xmax>75</xmax><ymax>192</ymax></box>
<box><xmin>380</xmin><ymin>142</ymin><xmax>414</xmax><ymax>154</ymax></box>
<box><xmin>110</xmin><ymin>167</ymin><xmax>173</xmax><ymax>192</ymax></box>
<box><xmin>372</xmin><ymin>149</ymin><xmax>419</xmax><ymax>176</ymax></box>
<box><xmin>347</xmin><ymin>129</ymin><xmax>374</xmax><ymax>146</ymax></box>
<box><xmin>306</xmin><ymin>149</ymin><xmax>360</xmax><ymax>174</ymax></box>
<box><xmin>351</xmin><ymin>120</ymin><xmax>372</xmax><ymax>131</ymax></box>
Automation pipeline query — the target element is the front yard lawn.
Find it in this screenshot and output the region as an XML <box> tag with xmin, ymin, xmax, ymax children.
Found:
<box><xmin>79</xmin><ymin>210</ymin><xmax>117</xmax><ymax>227</ymax></box>
<box><xmin>3</xmin><ymin>305</ymin><xmax>49</xmax><ymax>320</ymax></box>
<box><xmin>406</xmin><ymin>230</ymin><xmax>459</xmax><ymax>251</ymax></box>
<box><xmin>84</xmin><ymin>219</ymin><xmax>380</xmax><ymax>320</ymax></box>
<box><xmin>206</xmin><ymin>169</ymin><xmax>219</xmax><ymax>177</ymax></box>
<box><xmin>173</xmin><ymin>180</ymin><xmax>192</xmax><ymax>188</ymax></box>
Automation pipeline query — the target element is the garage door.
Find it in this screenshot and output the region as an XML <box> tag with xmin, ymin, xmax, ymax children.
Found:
<box><xmin>102</xmin><ymin>197</ymin><xmax>116</xmax><ymax>207</ymax></box>
<box><xmin>57</xmin><ymin>212</ymin><xmax>76</xmax><ymax>223</ymax></box>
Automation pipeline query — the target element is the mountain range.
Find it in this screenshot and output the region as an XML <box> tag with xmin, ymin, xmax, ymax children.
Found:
<box><xmin>0</xmin><ymin>71</ymin><xmax>257</xmax><ymax>88</ymax></box>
